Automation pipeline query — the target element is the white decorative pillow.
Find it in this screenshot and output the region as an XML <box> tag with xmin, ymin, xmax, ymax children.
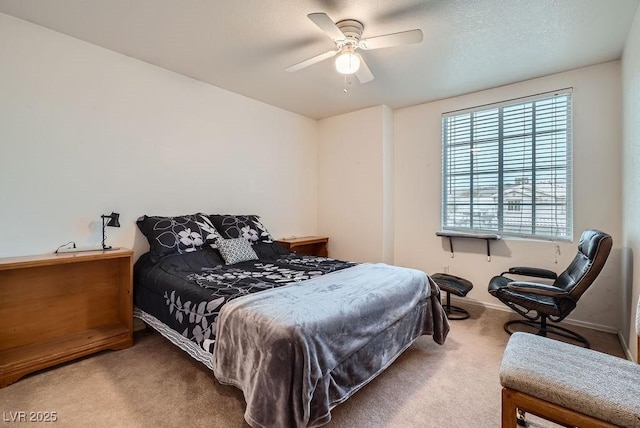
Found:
<box><xmin>216</xmin><ymin>237</ymin><xmax>259</xmax><ymax>265</ymax></box>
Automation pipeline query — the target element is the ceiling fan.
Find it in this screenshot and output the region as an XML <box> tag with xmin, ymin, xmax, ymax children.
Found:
<box><xmin>286</xmin><ymin>12</ymin><xmax>423</xmax><ymax>84</ymax></box>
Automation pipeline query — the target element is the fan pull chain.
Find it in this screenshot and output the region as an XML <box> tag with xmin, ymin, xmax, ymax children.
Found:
<box><xmin>343</xmin><ymin>74</ymin><xmax>353</xmax><ymax>93</ymax></box>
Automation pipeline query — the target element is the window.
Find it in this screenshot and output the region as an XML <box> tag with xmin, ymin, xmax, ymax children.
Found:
<box><xmin>506</xmin><ymin>201</ymin><xmax>521</xmax><ymax>212</ymax></box>
<box><xmin>441</xmin><ymin>89</ymin><xmax>572</xmax><ymax>240</ymax></box>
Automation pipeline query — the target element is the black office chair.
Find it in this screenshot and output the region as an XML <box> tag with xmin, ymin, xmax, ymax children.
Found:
<box><xmin>488</xmin><ymin>229</ymin><xmax>612</xmax><ymax>348</ymax></box>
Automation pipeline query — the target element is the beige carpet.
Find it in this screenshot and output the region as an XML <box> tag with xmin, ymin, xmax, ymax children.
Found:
<box><xmin>0</xmin><ymin>304</ymin><xmax>626</xmax><ymax>427</ymax></box>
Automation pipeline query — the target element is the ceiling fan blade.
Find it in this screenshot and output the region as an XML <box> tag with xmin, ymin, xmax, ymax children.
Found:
<box><xmin>286</xmin><ymin>49</ymin><xmax>340</xmax><ymax>72</ymax></box>
<box><xmin>359</xmin><ymin>29</ymin><xmax>423</xmax><ymax>50</ymax></box>
<box><xmin>355</xmin><ymin>54</ymin><xmax>374</xmax><ymax>84</ymax></box>
<box><xmin>307</xmin><ymin>13</ymin><xmax>346</xmax><ymax>42</ymax></box>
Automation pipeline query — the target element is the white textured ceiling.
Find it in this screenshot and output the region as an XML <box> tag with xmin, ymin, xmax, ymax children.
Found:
<box><xmin>0</xmin><ymin>0</ymin><xmax>638</xmax><ymax>119</ymax></box>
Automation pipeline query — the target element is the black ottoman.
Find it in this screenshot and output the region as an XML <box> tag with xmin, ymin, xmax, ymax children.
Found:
<box><xmin>431</xmin><ymin>273</ymin><xmax>474</xmax><ymax>320</ymax></box>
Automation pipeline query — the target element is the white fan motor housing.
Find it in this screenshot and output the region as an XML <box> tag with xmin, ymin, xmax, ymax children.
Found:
<box><xmin>336</xmin><ymin>19</ymin><xmax>364</xmax><ymax>43</ymax></box>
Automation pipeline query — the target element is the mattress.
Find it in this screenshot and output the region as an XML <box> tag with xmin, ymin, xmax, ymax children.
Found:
<box><xmin>133</xmin><ymin>243</ymin><xmax>449</xmax><ymax>427</ymax></box>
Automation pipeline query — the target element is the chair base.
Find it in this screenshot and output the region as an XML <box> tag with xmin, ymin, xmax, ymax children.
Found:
<box><xmin>504</xmin><ymin>319</ymin><xmax>590</xmax><ymax>348</ymax></box>
<box><xmin>444</xmin><ymin>293</ymin><xmax>470</xmax><ymax>320</ymax></box>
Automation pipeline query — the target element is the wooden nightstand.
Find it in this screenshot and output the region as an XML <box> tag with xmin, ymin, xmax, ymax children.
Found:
<box><xmin>0</xmin><ymin>248</ymin><xmax>133</xmax><ymax>387</ymax></box>
<box><xmin>276</xmin><ymin>236</ymin><xmax>329</xmax><ymax>257</ymax></box>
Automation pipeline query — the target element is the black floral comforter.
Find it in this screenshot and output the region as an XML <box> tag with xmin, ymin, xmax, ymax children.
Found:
<box><xmin>133</xmin><ymin>243</ymin><xmax>356</xmax><ymax>353</ymax></box>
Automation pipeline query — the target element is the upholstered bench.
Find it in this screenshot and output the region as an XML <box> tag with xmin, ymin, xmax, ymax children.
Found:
<box><xmin>500</xmin><ymin>332</ymin><xmax>640</xmax><ymax>427</ymax></box>
<box><xmin>430</xmin><ymin>273</ymin><xmax>473</xmax><ymax>320</ymax></box>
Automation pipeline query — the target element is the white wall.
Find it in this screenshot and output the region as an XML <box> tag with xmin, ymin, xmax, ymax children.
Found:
<box><xmin>317</xmin><ymin>105</ymin><xmax>393</xmax><ymax>263</ymax></box>
<box><xmin>382</xmin><ymin>105</ymin><xmax>395</xmax><ymax>264</ymax></box>
<box><xmin>0</xmin><ymin>13</ymin><xmax>318</xmax><ymax>259</ymax></box>
<box><xmin>394</xmin><ymin>62</ymin><xmax>623</xmax><ymax>332</ymax></box>
<box><xmin>622</xmin><ymin>6</ymin><xmax>640</xmax><ymax>360</ymax></box>
<box><xmin>1</xmin><ymin>10</ymin><xmax>631</xmax><ymax>338</ymax></box>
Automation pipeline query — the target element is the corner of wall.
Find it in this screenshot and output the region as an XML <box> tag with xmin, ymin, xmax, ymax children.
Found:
<box><xmin>621</xmin><ymin>2</ymin><xmax>640</xmax><ymax>362</ymax></box>
<box><xmin>381</xmin><ymin>105</ymin><xmax>395</xmax><ymax>264</ymax></box>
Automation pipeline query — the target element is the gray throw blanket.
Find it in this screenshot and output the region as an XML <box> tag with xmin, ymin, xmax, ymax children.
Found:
<box><xmin>213</xmin><ymin>263</ymin><xmax>449</xmax><ymax>428</ymax></box>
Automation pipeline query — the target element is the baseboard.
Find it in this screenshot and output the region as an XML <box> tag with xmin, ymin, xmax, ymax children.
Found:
<box><xmin>446</xmin><ymin>295</ymin><xmax>634</xmax><ymax>361</ymax></box>
<box><xmin>447</xmin><ymin>295</ymin><xmax>620</xmax><ymax>334</ymax></box>
<box><xmin>617</xmin><ymin>331</ymin><xmax>634</xmax><ymax>362</ymax></box>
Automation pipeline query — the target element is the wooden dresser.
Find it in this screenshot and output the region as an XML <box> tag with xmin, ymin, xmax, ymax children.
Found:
<box><xmin>276</xmin><ymin>236</ymin><xmax>329</xmax><ymax>257</ymax></box>
<box><xmin>0</xmin><ymin>248</ymin><xmax>133</xmax><ymax>387</ymax></box>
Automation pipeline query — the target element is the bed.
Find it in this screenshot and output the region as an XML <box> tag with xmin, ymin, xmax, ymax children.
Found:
<box><xmin>133</xmin><ymin>213</ymin><xmax>449</xmax><ymax>428</ymax></box>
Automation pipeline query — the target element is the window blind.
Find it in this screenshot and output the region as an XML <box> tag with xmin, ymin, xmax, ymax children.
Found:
<box><xmin>441</xmin><ymin>89</ymin><xmax>573</xmax><ymax>240</ymax></box>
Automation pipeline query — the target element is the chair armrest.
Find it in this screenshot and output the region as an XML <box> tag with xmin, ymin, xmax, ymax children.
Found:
<box><xmin>506</xmin><ymin>281</ymin><xmax>569</xmax><ymax>298</ymax></box>
<box><xmin>506</xmin><ymin>266</ymin><xmax>558</xmax><ymax>280</ymax></box>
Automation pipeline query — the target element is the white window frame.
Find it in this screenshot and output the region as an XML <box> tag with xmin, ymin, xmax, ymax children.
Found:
<box><xmin>441</xmin><ymin>89</ymin><xmax>573</xmax><ymax>241</ymax></box>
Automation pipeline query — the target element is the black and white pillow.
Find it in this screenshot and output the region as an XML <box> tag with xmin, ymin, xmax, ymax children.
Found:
<box><xmin>216</xmin><ymin>237</ymin><xmax>259</xmax><ymax>265</ymax></box>
<box><xmin>137</xmin><ymin>214</ymin><xmax>222</xmax><ymax>262</ymax></box>
<box><xmin>209</xmin><ymin>215</ymin><xmax>274</xmax><ymax>244</ymax></box>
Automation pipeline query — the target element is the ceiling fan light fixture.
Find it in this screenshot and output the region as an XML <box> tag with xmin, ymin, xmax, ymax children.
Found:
<box><xmin>288</xmin><ymin>12</ymin><xmax>423</xmax><ymax>84</ymax></box>
<box><xmin>335</xmin><ymin>51</ymin><xmax>360</xmax><ymax>75</ymax></box>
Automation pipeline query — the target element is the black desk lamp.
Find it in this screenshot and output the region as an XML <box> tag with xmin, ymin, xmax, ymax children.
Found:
<box><xmin>101</xmin><ymin>212</ymin><xmax>120</xmax><ymax>250</ymax></box>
